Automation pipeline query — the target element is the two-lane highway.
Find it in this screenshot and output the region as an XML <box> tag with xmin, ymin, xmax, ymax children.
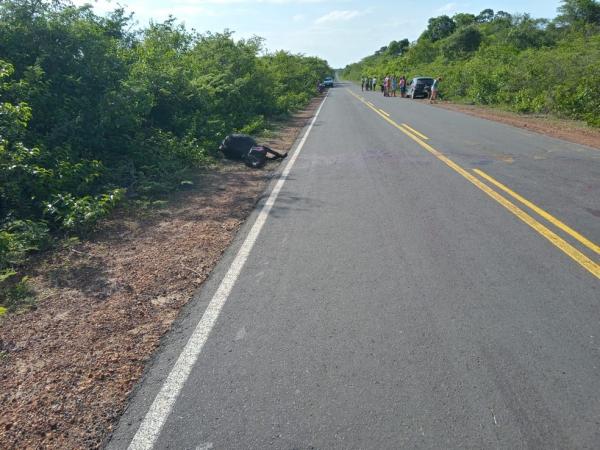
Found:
<box><xmin>110</xmin><ymin>83</ymin><xmax>599</xmax><ymax>449</ymax></box>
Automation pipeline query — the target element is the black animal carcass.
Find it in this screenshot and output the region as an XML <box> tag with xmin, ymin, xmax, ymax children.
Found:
<box><xmin>218</xmin><ymin>134</ymin><xmax>287</xmax><ymax>169</ymax></box>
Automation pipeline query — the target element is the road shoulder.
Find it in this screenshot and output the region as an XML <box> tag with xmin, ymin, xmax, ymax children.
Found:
<box><xmin>434</xmin><ymin>101</ymin><xmax>600</xmax><ymax>150</ymax></box>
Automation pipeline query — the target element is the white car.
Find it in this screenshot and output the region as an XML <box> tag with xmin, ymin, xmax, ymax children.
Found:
<box><xmin>323</xmin><ymin>77</ymin><xmax>334</xmax><ymax>88</ymax></box>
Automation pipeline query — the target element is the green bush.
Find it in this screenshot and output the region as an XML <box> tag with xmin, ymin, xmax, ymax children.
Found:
<box><xmin>0</xmin><ymin>275</ymin><xmax>36</xmax><ymax>314</ymax></box>
<box><xmin>44</xmin><ymin>189</ymin><xmax>124</xmax><ymax>232</ymax></box>
<box><xmin>0</xmin><ymin>0</ymin><xmax>332</xmax><ymax>313</ymax></box>
<box><xmin>0</xmin><ymin>221</ymin><xmax>50</xmax><ymax>267</ymax></box>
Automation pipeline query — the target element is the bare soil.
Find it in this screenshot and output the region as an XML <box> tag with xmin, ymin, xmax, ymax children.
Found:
<box><xmin>0</xmin><ymin>96</ymin><xmax>323</xmax><ymax>450</ymax></box>
<box><xmin>434</xmin><ymin>101</ymin><xmax>600</xmax><ymax>150</ymax></box>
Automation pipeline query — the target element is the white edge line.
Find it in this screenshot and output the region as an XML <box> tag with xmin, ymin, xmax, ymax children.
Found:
<box><xmin>127</xmin><ymin>93</ymin><xmax>329</xmax><ymax>450</ymax></box>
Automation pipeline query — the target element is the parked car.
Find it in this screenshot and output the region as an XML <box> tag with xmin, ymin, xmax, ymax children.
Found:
<box><xmin>407</xmin><ymin>77</ymin><xmax>434</xmax><ymax>99</ymax></box>
<box><xmin>323</xmin><ymin>76</ymin><xmax>335</xmax><ymax>88</ymax></box>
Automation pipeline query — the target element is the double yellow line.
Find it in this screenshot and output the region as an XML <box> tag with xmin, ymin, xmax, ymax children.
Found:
<box><xmin>347</xmin><ymin>89</ymin><xmax>600</xmax><ymax>279</ymax></box>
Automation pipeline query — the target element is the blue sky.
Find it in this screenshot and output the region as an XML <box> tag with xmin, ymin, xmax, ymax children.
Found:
<box><xmin>74</xmin><ymin>0</ymin><xmax>564</xmax><ymax>67</ymax></box>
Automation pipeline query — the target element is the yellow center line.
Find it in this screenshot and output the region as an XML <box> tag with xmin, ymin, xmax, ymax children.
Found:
<box><xmin>347</xmin><ymin>89</ymin><xmax>423</xmax><ymax>140</ymax></box>
<box><xmin>401</xmin><ymin>123</ymin><xmax>429</xmax><ymax>140</ymax></box>
<box><xmin>345</xmin><ymin>89</ymin><xmax>600</xmax><ymax>279</ymax></box>
<box><xmin>473</xmin><ymin>169</ymin><xmax>600</xmax><ymax>255</ymax></box>
<box><xmin>379</xmin><ymin>109</ymin><xmax>391</xmax><ymax>117</ymax></box>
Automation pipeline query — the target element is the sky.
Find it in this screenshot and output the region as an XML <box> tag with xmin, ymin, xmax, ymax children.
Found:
<box><xmin>73</xmin><ymin>0</ymin><xmax>564</xmax><ymax>68</ymax></box>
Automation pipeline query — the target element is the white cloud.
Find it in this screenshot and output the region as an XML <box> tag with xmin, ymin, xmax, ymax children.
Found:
<box><xmin>314</xmin><ymin>10</ymin><xmax>364</xmax><ymax>25</ymax></box>
<box><xmin>72</xmin><ymin>1</ymin><xmax>221</xmax><ymax>20</ymax></box>
<box><xmin>202</xmin><ymin>0</ymin><xmax>336</xmax><ymax>3</ymax></box>
<box><xmin>435</xmin><ymin>2</ymin><xmax>459</xmax><ymax>15</ymax></box>
<box><xmin>72</xmin><ymin>0</ymin><xmax>335</xmax><ymax>10</ymax></box>
<box><xmin>146</xmin><ymin>0</ymin><xmax>334</xmax><ymax>4</ymax></box>
<box><xmin>71</xmin><ymin>0</ymin><xmax>345</xmax><ymax>21</ymax></box>
<box><xmin>155</xmin><ymin>7</ymin><xmax>219</xmax><ymax>17</ymax></box>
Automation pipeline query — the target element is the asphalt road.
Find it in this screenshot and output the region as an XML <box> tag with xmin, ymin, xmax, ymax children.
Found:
<box><xmin>109</xmin><ymin>83</ymin><xmax>600</xmax><ymax>449</ymax></box>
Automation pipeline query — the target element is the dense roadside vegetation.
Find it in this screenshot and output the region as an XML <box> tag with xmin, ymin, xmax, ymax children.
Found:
<box><xmin>0</xmin><ymin>0</ymin><xmax>331</xmax><ymax>313</ymax></box>
<box><xmin>342</xmin><ymin>0</ymin><xmax>600</xmax><ymax>126</ymax></box>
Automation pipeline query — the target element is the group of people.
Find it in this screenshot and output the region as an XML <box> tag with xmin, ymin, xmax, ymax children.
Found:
<box><xmin>361</xmin><ymin>75</ymin><xmax>442</xmax><ymax>103</ymax></box>
<box><xmin>361</xmin><ymin>76</ymin><xmax>407</xmax><ymax>97</ymax></box>
<box><xmin>362</xmin><ymin>76</ymin><xmax>377</xmax><ymax>91</ymax></box>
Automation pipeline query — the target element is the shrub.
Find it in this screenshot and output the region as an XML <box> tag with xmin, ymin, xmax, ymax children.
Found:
<box><xmin>0</xmin><ymin>0</ymin><xmax>332</xmax><ymax>313</ymax></box>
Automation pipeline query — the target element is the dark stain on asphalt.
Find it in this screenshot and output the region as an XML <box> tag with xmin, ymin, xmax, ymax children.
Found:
<box><xmin>584</xmin><ymin>207</ymin><xmax>600</xmax><ymax>218</ymax></box>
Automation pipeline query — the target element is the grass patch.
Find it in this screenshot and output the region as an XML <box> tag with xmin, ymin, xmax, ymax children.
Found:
<box><xmin>0</xmin><ymin>276</ymin><xmax>37</xmax><ymax>314</ymax></box>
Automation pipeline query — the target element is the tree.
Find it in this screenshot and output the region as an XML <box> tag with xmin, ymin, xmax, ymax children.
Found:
<box><xmin>398</xmin><ymin>38</ymin><xmax>410</xmax><ymax>55</ymax></box>
<box><xmin>476</xmin><ymin>9</ymin><xmax>495</xmax><ymax>23</ymax></box>
<box><xmin>453</xmin><ymin>13</ymin><xmax>476</xmax><ymax>28</ymax></box>
<box><xmin>442</xmin><ymin>26</ymin><xmax>483</xmax><ymax>58</ymax></box>
<box><xmin>406</xmin><ymin>38</ymin><xmax>438</xmax><ymax>64</ymax></box>
<box><xmin>0</xmin><ymin>0</ymin><xmax>65</xmax><ymax>21</ymax></box>
<box><xmin>557</xmin><ymin>0</ymin><xmax>600</xmax><ymax>25</ymax></box>
<box><xmin>504</xmin><ymin>15</ymin><xmax>552</xmax><ymax>49</ymax></box>
<box><xmin>494</xmin><ymin>11</ymin><xmax>513</xmax><ymax>22</ymax></box>
<box><xmin>374</xmin><ymin>45</ymin><xmax>388</xmax><ymax>55</ymax></box>
<box><xmin>387</xmin><ymin>38</ymin><xmax>410</xmax><ymax>55</ymax></box>
<box><xmin>0</xmin><ymin>60</ymin><xmax>34</xmax><ymax>222</ymax></box>
<box><xmin>422</xmin><ymin>15</ymin><xmax>456</xmax><ymax>42</ymax></box>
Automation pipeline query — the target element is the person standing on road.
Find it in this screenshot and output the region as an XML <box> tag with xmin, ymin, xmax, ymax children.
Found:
<box><xmin>361</xmin><ymin>77</ymin><xmax>365</xmax><ymax>91</ymax></box>
<box><xmin>399</xmin><ymin>76</ymin><xmax>406</xmax><ymax>98</ymax></box>
<box><xmin>430</xmin><ymin>76</ymin><xmax>442</xmax><ymax>104</ymax></box>
<box><xmin>391</xmin><ymin>75</ymin><xmax>398</xmax><ymax>97</ymax></box>
<box><xmin>383</xmin><ymin>76</ymin><xmax>389</xmax><ymax>97</ymax></box>
<box><xmin>372</xmin><ymin>77</ymin><xmax>377</xmax><ymax>92</ymax></box>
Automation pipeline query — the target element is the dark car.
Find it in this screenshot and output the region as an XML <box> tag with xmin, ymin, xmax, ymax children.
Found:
<box><xmin>323</xmin><ymin>76</ymin><xmax>334</xmax><ymax>88</ymax></box>
<box><xmin>407</xmin><ymin>77</ymin><xmax>434</xmax><ymax>99</ymax></box>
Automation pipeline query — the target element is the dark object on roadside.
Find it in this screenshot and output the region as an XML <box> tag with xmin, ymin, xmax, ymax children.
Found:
<box><xmin>245</xmin><ymin>145</ymin><xmax>287</xmax><ymax>168</ymax></box>
<box><xmin>407</xmin><ymin>77</ymin><xmax>435</xmax><ymax>99</ymax></box>
<box><xmin>219</xmin><ymin>134</ymin><xmax>257</xmax><ymax>160</ymax></box>
<box><xmin>218</xmin><ymin>134</ymin><xmax>287</xmax><ymax>169</ymax></box>
<box><xmin>317</xmin><ymin>83</ymin><xmax>325</xmax><ymax>94</ymax></box>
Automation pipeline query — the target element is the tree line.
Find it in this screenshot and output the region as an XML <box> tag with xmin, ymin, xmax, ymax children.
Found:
<box><xmin>342</xmin><ymin>0</ymin><xmax>600</xmax><ymax>126</ymax></box>
<box><xmin>0</xmin><ymin>0</ymin><xmax>331</xmax><ymax>311</ymax></box>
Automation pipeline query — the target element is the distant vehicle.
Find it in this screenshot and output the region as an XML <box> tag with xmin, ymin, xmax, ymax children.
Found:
<box><xmin>407</xmin><ymin>77</ymin><xmax>434</xmax><ymax>99</ymax></box>
<box><xmin>323</xmin><ymin>76</ymin><xmax>335</xmax><ymax>88</ymax></box>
